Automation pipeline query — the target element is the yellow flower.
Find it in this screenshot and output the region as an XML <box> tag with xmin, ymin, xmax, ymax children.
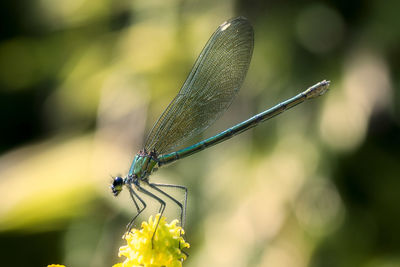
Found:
<box><xmin>114</xmin><ymin>214</ymin><xmax>190</xmax><ymax>267</ymax></box>
<box><xmin>47</xmin><ymin>265</ymin><xmax>66</xmax><ymax>267</ymax></box>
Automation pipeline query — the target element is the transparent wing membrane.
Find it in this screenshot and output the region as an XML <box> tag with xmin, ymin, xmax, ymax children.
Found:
<box><xmin>144</xmin><ymin>17</ymin><xmax>254</xmax><ymax>154</ymax></box>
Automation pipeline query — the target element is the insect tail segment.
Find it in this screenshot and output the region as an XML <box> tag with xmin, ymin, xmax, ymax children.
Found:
<box><xmin>304</xmin><ymin>80</ymin><xmax>330</xmax><ymax>99</ymax></box>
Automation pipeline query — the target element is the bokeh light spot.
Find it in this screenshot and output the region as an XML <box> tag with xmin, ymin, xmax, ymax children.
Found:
<box><xmin>296</xmin><ymin>4</ymin><xmax>345</xmax><ymax>53</ymax></box>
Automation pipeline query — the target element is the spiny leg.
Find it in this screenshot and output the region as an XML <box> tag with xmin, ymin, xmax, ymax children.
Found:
<box><xmin>147</xmin><ymin>182</ymin><xmax>188</xmax><ymax>252</ymax></box>
<box><xmin>147</xmin><ymin>182</ymin><xmax>188</xmax><ymax>227</ymax></box>
<box><xmin>129</xmin><ymin>185</ymin><xmax>141</xmax><ymax>212</ymax></box>
<box><xmin>126</xmin><ymin>184</ymin><xmax>147</xmax><ymax>233</ymax></box>
<box><xmin>135</xmin><ymin>183</ymin><xmax>166</xmax><ymax>248</ymax></box>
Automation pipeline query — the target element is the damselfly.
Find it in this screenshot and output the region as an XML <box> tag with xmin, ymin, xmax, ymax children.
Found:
<box><xmin>111</xmin><ymin>16</ymin><xmax>330</xmax><ymax>231</ymax></box>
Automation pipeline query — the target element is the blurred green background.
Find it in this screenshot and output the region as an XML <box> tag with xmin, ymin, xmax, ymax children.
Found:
<box><xmin>1</xmin><ymin>0</ymin><xmax>399</xmax><ymax>266</ymax></box>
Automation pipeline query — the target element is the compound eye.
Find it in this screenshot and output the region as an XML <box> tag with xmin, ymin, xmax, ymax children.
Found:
<box><xmin>111</xmin><ymin>176</ymin><xmax>124</xmax><ymax>196</ymax></box>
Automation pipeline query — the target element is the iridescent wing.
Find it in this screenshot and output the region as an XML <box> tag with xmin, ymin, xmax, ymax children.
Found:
<box><xmin>144</xmin><ymin>17</ymin><xmax>254</xmax><ymax>154</ymax></box>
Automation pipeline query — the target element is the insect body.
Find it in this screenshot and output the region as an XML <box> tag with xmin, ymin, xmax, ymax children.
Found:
<box><xmin>111</xmin><ymin>16</ymin><xmax>329</xmax><ymax>232</ymax></box>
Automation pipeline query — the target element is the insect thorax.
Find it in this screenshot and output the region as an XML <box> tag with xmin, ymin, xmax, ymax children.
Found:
<box><xmin>128</xmin><ymin>150</ymin><xmax>158</xmax><ymax>180</ymax></box>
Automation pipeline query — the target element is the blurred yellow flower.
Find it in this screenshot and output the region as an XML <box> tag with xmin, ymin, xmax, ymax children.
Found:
<box><xmin>114</xmin><ymin>214</ymin><xmax>190</xmax><ymax>267</ymax></box>
<box><xmin>47</xmin><ymin>265</ymin><xmax>66</xmax><ymax>267</ymax></box>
